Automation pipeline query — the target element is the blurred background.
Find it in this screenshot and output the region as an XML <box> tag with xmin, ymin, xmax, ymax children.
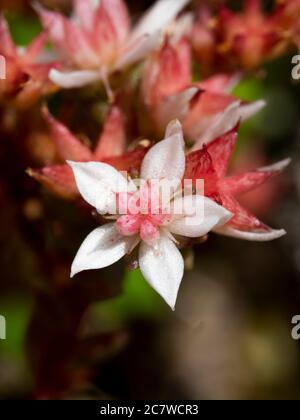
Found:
<box><xmin>0</xmin><ymin>0</ymin><xmax>300</xmax><ymax>400</ymax></box>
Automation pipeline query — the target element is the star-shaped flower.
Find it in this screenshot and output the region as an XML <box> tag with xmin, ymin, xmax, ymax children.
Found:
<box><xmin>68</xmin><ymin>121</ymin><xmax>232</xmax><ymax>309</ymax></box>
<box><xmin>36</xmin><ymin>0</ymin><xmax>191</xmax><ymax>90</ymax></box>
<box><xmin>218</xmin><ymin>0</ymin><xmax>287</xmax><ymax>69</ymax></box>
<box><xmin>185</xmin><ymin>127</ymin><xmax>289</xmax><ymax>240</ymax></box>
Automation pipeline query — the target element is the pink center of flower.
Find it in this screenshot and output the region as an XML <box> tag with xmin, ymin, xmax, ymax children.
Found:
<box><xmin>115</xmin><ymin>182</ymin><xmax>172</xmax><ymax>246</ymax></box>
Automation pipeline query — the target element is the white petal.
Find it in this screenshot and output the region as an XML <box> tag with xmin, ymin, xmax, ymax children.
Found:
<box><xmin>139</xmin><ymin>234</ymin><xmax>184</xmax><ymax>310</ymax></box>
<box><xmin>259</xmin><ymin>158</ymin><xmax>291</xmax><ymax>172</ymax></box>
<box><xmin>131</xmin><ymin>0</ymin><xmax>190</xmax><ymax>40</ymax></box>
<box><xmin>68</xmin><ymin>161</ymin><xmax>129</xmax><ymax>213</ymax></box>
<box><xmin>192</xmin><ymin>101</ymin><xmax>241</xmax><ymax>150</ymax></box>
<box><xmin>49</xmin><ymin>69</ymin><xmax>102</xmax><ymax>88</ymax></box>
<box><xmin>141</xmin><ymin>126</ymin><xmax>185</xmax><ymax>181</ymax></box>
<box><xmin>165</xmin><ymin>119</ymin><xmax>184</xmax><ymax>139</ymax></box>
<box><xmin>214</xmin><ymin>226</ymin><xmax>287</xmax><ymax>242</ymax></box>
<box><xmin>168</xmin><ymin>195</ymin><xmax>232</xmax><ymax>237</ymax></box>
<box><xmin>156</xmin><ymin>87</ymin><xmax>198</xmax><ymax>130</ymax></box>
<box><xmin>223</xmin><ymin>73</ymin><xmax>243</xmax><ymax>93</ymax></box>
<box><xmin>239</xmin><ymin>99</ymin><xmax>266</xmax><ymax>121</ymax></box>
<box><xmin>168</xmin><ymin>12</ymin><xmax>193</xmax><ymax>44</ymax></box>
<box><xmin>71</xmin><ymin>224</ymin><xmax>138</xmax><ymax>277</ymax></box>
<box><xmin>115</xmin><ymin>32</ymin><xmax>161</xmax><ymax>70</ymax></box>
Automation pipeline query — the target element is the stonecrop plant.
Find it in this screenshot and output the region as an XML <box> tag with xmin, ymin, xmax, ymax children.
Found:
<box><xmin>2</xmin><ymin>0</ymin><xmax>300</xmax><ymax>399</ymax></box>
<box><xmin>1</xmin><ymin>0</ymin><xmax>296</xmax><ymax>312</ymax></box>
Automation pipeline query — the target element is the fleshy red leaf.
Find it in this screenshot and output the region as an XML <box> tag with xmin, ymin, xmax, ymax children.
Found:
<box><xmin>43</xmin><ymin>108</ymin><xmax>93</xmax><ymax>162</ymax></box>
<box><xmin>222</xmin><ymin>158</ymin><xmax>291</xmax><ymax>196</ymax></box>
<box><xmin>219</xmin><ymin>193</ymin><xmax>269</xmax><ymax>232</ymax></box>
<box><xmin>206</xmin><ymin>128</ymin><xmax>238</xmax><ymax>177</ymax></box>
<box><xmin>94</xmin><ymin>106</ymin><xmax>126</xmax><ymax>160</ymax></box>
<box><xmin>185</xmin><ymin>147</ymin><xmax>218</xmax><ymax>195</ymax></box>
<box><xmin>28</xmin><ymin>164</ymin><xmax>78</xmax><ymax>200</ymax></box>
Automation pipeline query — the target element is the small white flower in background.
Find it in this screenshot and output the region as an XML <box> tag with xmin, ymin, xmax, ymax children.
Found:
<box><xmin>68</xmin><ymin>121</ymin><xmax>232</xmax><ymax>310</ymax></box>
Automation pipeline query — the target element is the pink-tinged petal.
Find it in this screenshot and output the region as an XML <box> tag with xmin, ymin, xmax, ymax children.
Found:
<box><xmin>34</xmin><ymin>4</ymin><xmax>66</xmax><ymax>51</ymax></box>
<box><xmin>24</xmin><ymin>33</ymin><xmax>48</xmax><ymax>63</ymax></box>
<box><xmin>198</xmin><ymin>73</ymin><xmax>241</xmax><ymax>94</ymax></box>
<box><xmin>239</xmin><ymin>99</ymin><xmax>266</xmax><ymax>121</ymax></box>
<box><xmin>214</xmin><ymin>225</ymin><xmax>286</xmax><ymax>241</ymax></box>
<box><xmin>27</xmin><ymin>164</ymin><xmax>78</xmax><ymax>200</ymax></box>
<box><xmin>0</xmin><ymin>15</ymin><xmax>16</xmax><ymax>57</ymax></box>
<box><xmin>223</xmin><ymin>158</ymin><xmax>291</xmax><ymax>196</ymax></box>
<box><xmin>155</xmin><ymin>86</ymin><xmax>199</xmax><ymax>131</ymax></box>
<box><xmin>36</xmin><ymin>4</ymin><xmax>99</xmax><ymax>67</ymax></box>
<box><xmin>191</xmin><ymin>101</ymin><xmax>241</xmax><ymax>150</ymax></box>
<box><xmin>71</xmin><ymin>223</ymin><xmax>138</xmax><ymax>277</ymax></box>
<box><xmin>131</xmin><ymin>0</ymin><xmax>191</xmax><ymax>40</ymax></box>
<box><xmin>49</xmin><ymin>69</ymin><xmax>102</xmax><ymax>88</ymax></box>
<box><xmin>196</xmin><ymin>101</ymin><xmax>241</xmax><ymax>148</ymax></box>
<box><xmin>115</xmin><ymin>32</ymin><xmax>161</xmax><ymax>70</ymax></box>
<box><xmin>168</xmin><ymin>195</ymin><xmax>232</xmax><ymax>238</ymax></box>
<box><xmin>100</xmin><ymin>0</ymin><xmax>130</xmax><ymax>44</ymax></box>
<box><xmin>43</xmin><ymin>107</ymin><xmax>92</xmax><ymax>161</ymax></box>
<box><xmin>141</xmin><ymin>122</ymin><xmax>185</xmax><ymax>181</ymax></box>
<box><xmin>61</xmin><ymin>18</ymin><xmax>100</xmax><ymax>67</ymax></box>
<box><xmin>75</xmin><ymin>0</ymin><xmax>96</xmax><ymax>31</ymax></box>
<box><xmin>165</xmin><ymin>119</ymin><xmax>183</xmax><ymax>139</ymax></box>
<box><xmin>93</xmin><ymin>2</ymin><xmax>120</xmax><ymax>62</ymax></box>
<box><xmin>139</xmin><ymin>233</ymin><xmax>184</xmax><ymax>310</ymax></box>
<box><xmin>94</xmin><ymin>105</ymin><xmax>126</xmax><ymax>160</ymax></box>
<box><xmin>206</xmin><ymin>128</ymin><xmax>238</xmax><ymax>177</ymax></box>
<box><xmin>142</xmin><ymin>38</ymin><xmax>192</xmax><ymax>106</ymax></box>
<box><xmin>68</xmin><ymin>161</ymin><xmax>129</xmax><ymax>213</ymax></box>
<box><xmin>184</xmin><ymin>90</ymin><xmax>239</xmax><ymax>146</ymax></box>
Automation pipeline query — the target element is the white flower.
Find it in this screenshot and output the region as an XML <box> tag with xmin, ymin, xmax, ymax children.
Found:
<box><xmin>68</xmin><ymin>121</ymin><xmax>232</xmax><ymax>310</ymax></box>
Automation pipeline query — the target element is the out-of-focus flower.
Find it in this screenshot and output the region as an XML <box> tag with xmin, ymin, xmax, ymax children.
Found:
<box><xmin>184</xmin><ymin>127</ymin><xmax>289</xmax><ymax>240</ymax></box>
<box><xmin>0</xmin><ymin>16</ymin><xmax>58</xmax><ymax>108</ymax></box>
<box><xmin>141</xmin><ymin>37</ymin><xmax>265</xmax><ymax>145</ymax></box>
<box><xmin>218</xmin><ymin>0</ymin><xmax>287</xmax><ymax>70</ymax></box>
<box><xmin>36</xmin><ymin>0</ymin><xmax>191</xmax><ymax>90</ymax></box>
<box><xmin>68</xmin><ymin>121</ymin><xmax>232</xmax><ymax>309</ymax></box>
<box><xmin>274</xmin><ymin>0</ymin><xmax>300</xmax><ymax>47</ymax></box>
<box><xmin>28</xmin><ymin>105</ymin><xmax>147</xmax><ymax>199</ymax></box>
<box><xmin>192</xmin><ymin>1</ymin><xmax>217</xmax><ymax>73</ymax></box>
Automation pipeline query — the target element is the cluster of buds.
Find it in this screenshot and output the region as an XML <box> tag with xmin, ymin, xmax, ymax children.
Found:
<box><xmin>0</xmin><ymin>0</ymin><xmax>292</xmax><ymax>309</ymax></box>
<box><xmin>193</xmin><ymin>0</ymin><xmax>300</xmax><ymax>72</ymax></box>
